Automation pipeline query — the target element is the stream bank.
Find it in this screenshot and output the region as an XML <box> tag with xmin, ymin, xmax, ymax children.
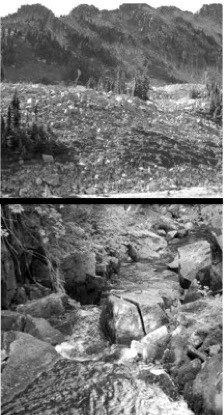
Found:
<box><xmin>1</xmin><ymin>204</ymin><xmax>222</xmax><ymax>414</ymax></box>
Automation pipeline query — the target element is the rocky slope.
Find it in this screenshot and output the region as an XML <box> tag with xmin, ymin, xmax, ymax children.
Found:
<box><xmin>1</xmin><ymin>83</ymin><xmax>222</xmax><ymax>197</ymax></box>
<box><xmin>1</xmin><ymin>3</ymin><xmax>222</xmax><ymax>85</ymax></box>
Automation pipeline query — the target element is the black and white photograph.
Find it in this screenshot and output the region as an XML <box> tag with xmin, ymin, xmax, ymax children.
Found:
<box><xmin>1</xmin><ymin>203</ymin><xmax>223</xmax><ymax>414</ymax></box>
<box><xmin>1</xmin><ymin>1</ymin><xmax>222</xmax><ymax>198</ymax></box>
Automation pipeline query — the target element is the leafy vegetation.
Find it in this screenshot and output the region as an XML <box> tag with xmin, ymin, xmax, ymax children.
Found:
<box><xmin>1</xmin><ymin>204</ymin><xmax>66</xmax><ymax>292</ymax></box>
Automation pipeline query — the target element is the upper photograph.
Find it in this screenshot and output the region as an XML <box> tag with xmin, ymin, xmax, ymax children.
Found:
<box><xmin>1</xmin><ymin>1</ymin><xmax>222</xmax><ymax>198</ymax></box>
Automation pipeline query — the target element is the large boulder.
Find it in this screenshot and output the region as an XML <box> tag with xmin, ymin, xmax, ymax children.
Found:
<box><xmin>16</xmin><ymin>293</ymin><xmax>69</xmax><ymax>319</ymax></box>
<box><xmin>1</xmin><ymin>331</ymin><xmax>59</xmax><ymax>403</ymax></box>
<box><xmin>24</xmin><ymin>316</ymin><xmax>65</xmax><ymax>345</ymax></box>
<box><xmin>101</xmin><ymin>290</ymin><xmax>168</xmax><ymax>345</ymax></box>
<box><xmin>178</xmin><ymin>240</ymin><xmax>212</xmax><ymax>288</ymax></box>
<box><xmin>1</xmin><ymin>310</ymin><xmax>64</xmax><ymax>346</ymax></box>
<box><xmin>101</xmin><ymin>294</ymin><xmax>144</xmax><ymax>344</ymax></box>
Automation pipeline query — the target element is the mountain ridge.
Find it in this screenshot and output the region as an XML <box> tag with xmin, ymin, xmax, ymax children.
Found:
<box><xmin>1</xmin><ymin>3</ymin><xmax>222</xmax><ymax>85</ymax></box>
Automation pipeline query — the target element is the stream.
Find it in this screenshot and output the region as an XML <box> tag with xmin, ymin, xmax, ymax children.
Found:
<box><xmin>2</xmin><ymin>228</ymin><xmax>214</xmax><ymax>415</ymax></box>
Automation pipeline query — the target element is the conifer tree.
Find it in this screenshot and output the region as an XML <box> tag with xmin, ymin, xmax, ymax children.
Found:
<box><xmin>11</xmin><ymin>91</ymin><xmax>21</xmax><ymax>128</ymax></box>
<box><xmin>1</xmin><ymin>115</ymin><xmax>6</xmax><ymax>145</ymax></box>
<box><xmin>6</xmin><ymin>105</ymin><xmax>11</xmax><ymax>133</ymax></box>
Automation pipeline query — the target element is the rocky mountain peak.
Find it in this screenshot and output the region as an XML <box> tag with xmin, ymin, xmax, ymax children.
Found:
<box><xmin>197</xmin><ymin>3</ymin><xmax>223</xmax><ymax>25</ymax></box>
<box><xmin>70</xmin><ymin>4</ymin><xmax>99</xmax><ymax>19</ymax></box>
<box><xmin>16</xmin><ymin>3</ymin><xmax>54</xmax><ymax>20</ymax></box>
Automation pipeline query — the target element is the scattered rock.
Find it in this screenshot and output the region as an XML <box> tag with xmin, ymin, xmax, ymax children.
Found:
<box><xmin>42</xmin><ymin>154</ymin><xmax>54</xmax><ymax>163</ymax></box>
<box><xmin>35</xmin><ymin>177</ymin><xmax>42</xmax><ymax>185</ymax></box>
<box><xmin>44</xmin><ymin>174</ymin><xmax>60</xmax><ymax>187</ymax></box>
<box><xmin>182</xmin><ymin>282</ymin><xmax>204</xmax><ymax>304</ymax></box>
<box><xmin>127</xmin><ymin>230</ymin><xmax>168</xmax><ymax>260</ymax></box>
<box><xmin>188</xmin><ymin>355</ymin><xmax>222</xmax><ymax>415</ymax></box>
<box><xmin>176</xmin><ymin>358</ymin><xmax>202</xmax><ymax>392</ymax></box>
<box><xmin>139</xmin><ymin>367</ymin><xmax>178</xmax><ymax>400</ymax></box>
<box><xmin>141</xmin><ymin>325</ymin><xmax>170</xmax><ymax>363</ymax></box>
<box><xmin>168</xmin><ymin>205</ymin><xmax>181</xmax><ymax>218</ymax></box>
<box><xmin>167</xmin><ymin>230</ymin><xmax>179</xmax><ymax>240</ymax></box>
<box><xmin>167</xmin><ymin>255</ymin><xmax>179</xmax><ymax>271</ymax></box>
<box><xmin>184</xmin><ymin>222</ymin><xmax>194</xmax><ymax>231</ymax></box>
<box><xmin>177</xmin><ymin>229</ymin><xmax>188</xmax><ymax>238</ymax></box>
<box><xmin>208</xmin><ymin>344</ymin><xmax>221</xmax><ymax>356</ymax></box>
<box><xmin>157</xmin><ymin>229</ymin><xmax>167</xmax><ymax>236</ymax></box>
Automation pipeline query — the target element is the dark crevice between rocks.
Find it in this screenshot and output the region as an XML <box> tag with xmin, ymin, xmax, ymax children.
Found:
<box><xmin>123</xmin><ymin>297</ymin><xmax>147</xmax><ymax>336</ymax></box>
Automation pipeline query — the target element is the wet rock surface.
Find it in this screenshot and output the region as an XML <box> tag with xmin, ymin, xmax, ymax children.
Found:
<box><xmin>16</xmin><ymin>293</ymin><xmax>70</xmax><ymax>319</ymax></box>
<box><xmin>1</xmin><ymin>204</ymin><xmax>222</xmax><ymax>415</ymax></box>
<box><xmin>1</xmin><ymin>331</ymin><xmax>59</xmax><ymax>404</ymax></box>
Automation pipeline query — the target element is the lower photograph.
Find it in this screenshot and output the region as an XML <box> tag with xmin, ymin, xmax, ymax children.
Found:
<box><xmin>1</xmin><ymin>203</ymin><xmax>222</xmax><ymax>415</ymax></box>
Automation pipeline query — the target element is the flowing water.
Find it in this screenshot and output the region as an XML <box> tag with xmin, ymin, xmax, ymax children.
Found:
<box><xmin>3</xmin><ymin>229</ymin><xmax>212</xmax><ymax>415</ymax></box>
<box><xmin>2</xmin><ymin>304</ymin><xmax>193</xmax><ymax>415</ymax></box>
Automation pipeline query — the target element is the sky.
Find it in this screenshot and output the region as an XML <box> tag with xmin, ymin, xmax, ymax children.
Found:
<box><xmin>0</xmin><ymin>0</ymin><xmax>220</xmax><ymax>17</ymax></box>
